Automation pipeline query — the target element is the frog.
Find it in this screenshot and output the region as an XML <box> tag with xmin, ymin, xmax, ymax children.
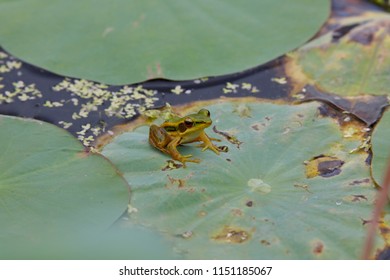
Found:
<box><xmin>149</xmin><ymin>108</ymin><xmax>220</xmax><ymax>166</ymax></box>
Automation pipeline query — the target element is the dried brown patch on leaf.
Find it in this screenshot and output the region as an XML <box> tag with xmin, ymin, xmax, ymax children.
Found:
<box><xmin>260</xmin><ymin>239</ymin><xmax>271</xmax><ymax>246</ymax></box>
<box><xmin>166</xmin><ymin>175</ymin><xmax>189</xmax><ymax>189</ymax></box>
<box><xmin>304</xmin><ymin>155</ymin><xmax>345</xmax><ymax>179</ymax></box>
<box><xmin>342</xmin><ymin>194</ymin><xmax>368</xmax><ymax>202</ymax></box>
<box><xmin>162</xmin><ymin>160</ymin><xmax>184</xmax><ymax>171</ymax></box>
<box><xmin>311</xmin><ymin>240</ymin><xmax>325</xmax><ymax>256</ymax></box>
<box><xmin>212</xmin><ymin>126</ymin><xmax>242</xmax><ymax>149</ymax></box>
<box><xmin>348</xmin><ymin>18</ymin><xmax>390</xmax><ymax>46</ymax></box>
<box><xmin>212</xmin><ymin>226</ymin><xmax>251</xmax><ymax>244</ymax></box>
<box><xmin>245</xmin><ymin>200</ymin><xmax>253</xmax><ymax>207</ymax></box>
<box><xmin>295</xmin><ymin>85</ymin><xmax>388</xmax><ymax>126</ymax></box>
<box><xmin>231</xmin><ymin>208</ymin><xmax>244</xmax><ymax>217</ymax></box>
<box><xmin>349</xmin><ymin>178</ymin><xmax>371</xmax><ymax>186</ymax></box>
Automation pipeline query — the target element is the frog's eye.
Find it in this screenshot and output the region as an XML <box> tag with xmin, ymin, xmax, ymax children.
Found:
<box><xmin>184</xmin><ymin>118</ymin><xmax>194</xmax><ymax>128</ymax></box>
<box><xmin>198</xmin><ymin>109</ymin><xmax>210</xmax><ymax>117</ymax></box>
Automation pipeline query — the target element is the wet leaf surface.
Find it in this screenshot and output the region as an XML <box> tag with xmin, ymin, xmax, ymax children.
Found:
<box><xmin>102</xmin><ymin>100</ymin><xmax>377</xmax><ymax>259</ymax></box>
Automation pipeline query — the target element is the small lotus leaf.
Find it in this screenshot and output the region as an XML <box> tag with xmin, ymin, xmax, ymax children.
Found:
<box><xmin>292</xmin><ymin>18</ymin><xmax>390</xmax><ymax>97</ymax></box>
<box><xmin>0</xmin><ymin>115</ymin><xmax>133</xmax><ymax>259</ymax></box>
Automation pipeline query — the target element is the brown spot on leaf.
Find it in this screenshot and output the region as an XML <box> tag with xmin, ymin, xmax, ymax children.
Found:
<box><xmin>251</xmin><ymin>117</ymin><xmax>271</xmax><ymax>132</ymax></box>
<box><xmin>349</xmin><ymin>178</ymin><xmax>370</xmax><ymax>186</ymax></box>
<box><xmin>179</xmin><ymin>231</ymin><xmax>193</xmax><ymax>239</ymax></box>
<box><xmin>343</xmin><ymin>194</ymin><xmax>368</xmax><ymax>202</ymax></box>
<box><xmin>166</xmin><ymin>175</ymin><xmax>187</xmax><ymax>189</ymax></box>
<box><xmin>246</xmin><ymin>200</ymin><xmax>253</xmax><ymax>207</ymax></box>
<box><xmin>231</xmin><ymin>208</ymin><xmax>243</xmax><ymax>217</ymax></box>
<box><xmin>361</xmin><ymin>218</ymin><xmax>372</xmax><ymax>226</ymax></box>
<box><xmin>212</xmin><ymin>126</ymin><xmax>242</xmax><ymax>148</ymax></box>
<box><xmin>198</xmin><ymin>210</ymin><xmax>207</xmax><ymax>217</ymax></box>
<box><xmin>293</xmin><ymin>183</ymin><xmax>312</xmax><ymax>193</ymax></box>
<box><xmin>251</xmin><ymin>123</ymin><xmax>263</xmax><ymax>131</ymax></box>
<box><xmin>212</xmin><ymin>226</ymin><xmax>251</xmax><ymax>244</ymax></box>
<box><xmin>261</xmin><ymin>240</ymin><xmax>271</xmax><ymax>246</ymax></box>
<box><xmin>312</xmin><ymin>240</ymin><xmax>324</xmax><ymax>255</ymax></box>
<box><xmin>218</xmin><ymin>145</ymin><xmax>229</xmax><ymax>153</ymax></box>
<box><xmin>352</xmin><ymin>195</ymin><xmax>368</xmax><ymax>202</ymax></box>
<box><xmin>162</xmin><ymin>160</ymin><xmax>183</xmax><ymax>171</ymax></box>
<box><xmin>305</xmin><ymin>155</ymin><xmax>345</xmax><ymax>178</ymax></box>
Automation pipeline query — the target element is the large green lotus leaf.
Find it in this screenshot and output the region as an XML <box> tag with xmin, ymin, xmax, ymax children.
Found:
<box><xmin>0</xmin><ymin>0</ymin><xmax>329</xmax><ymax>85</ymax></box>
<box><xmin>101</xmin><ymin>101</ymin><xmax>377</xmax><ymax>259</ymax></box>
<box><xmin>292</xmin><ymin>17</ymin><xmax>390</xmax><ymax>96</ymax></box>
<box><xmin>0</xmin><ymin>115</ymin><xmax>153</xmax><ymax>259</ymax></box>
<box><xmin>371</xmin><ymin>108</ymin><xmax>390</xmax><ymax>188</ymax></box>
<box><xmin>3</xmin><ymin>223</ymin><xmax>180</xmax><ymax>259</ymax></box>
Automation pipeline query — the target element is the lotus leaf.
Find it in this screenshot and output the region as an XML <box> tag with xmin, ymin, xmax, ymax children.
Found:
<box><xmin>0</xmin><ymin>0</ymin><xmax>329</xmax><ymax>85</ymax></box>
<box><xmin>371</xmin><ymin>108</ymin><xmax>390</xmax><ymax>188</ymax></box>
<box><xmin>102</xmin><ymin>101</ymin><xmax>377</xmax><ymax>259</ymax></box>
<box><xmin>0</xmin><ymin>115</ymin><xmax>136</xmax><ymax>259</ymax></box>
<box><xmin>292</xmin><ymin>18</ymin><xmax>390</xmax><ymax>97</ymax></box>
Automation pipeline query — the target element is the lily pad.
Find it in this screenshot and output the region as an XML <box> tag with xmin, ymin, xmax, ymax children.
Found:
<box><xmin>291</xmin><ymin>17</ymin><xmax>390</xmax><ymax>97</ymax></box>
<box><xmin>371</xmin><ymin>108</ymin><xmax>390</xmax><ymax>188</ymax></box>
<box><xmin>101</xmin><ymin>100</ymin><xmax>377</xmax><ymax>259</ymax></box>
<box><xmin>0</xmin><ymin>0</ymin><xmax>329</xmax><ymax>85</ymax></box>
<box><xmin>0</xmin><ymin>115</ymin><xmax>133</xmax><ymax>259</ymax></box>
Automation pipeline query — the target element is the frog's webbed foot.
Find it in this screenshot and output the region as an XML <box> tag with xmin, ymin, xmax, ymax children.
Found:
<box><xmin>197</xmin><ymin>132</ymin><xmax>220</xmax><ymax>155</ymax></box>
<box><xmin>199</xmin><ymin>143</ymin><xmax>220</xmax><ymax>154</ymax></box>
<box><xmin>176</xmin><ymin>155</ymin><xmax>201</xmax><ymax>168</ymax></box>
<box><xmin>183</xmin><ymin>155</ymin><xmax>201</xmax><ymax>162</ymax></box>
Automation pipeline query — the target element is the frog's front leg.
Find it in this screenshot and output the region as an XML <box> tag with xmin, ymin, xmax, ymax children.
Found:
<box><xmin>197</xmin><ymin>131</ymin><xmax>220</xmax><ymax>154</ymax></box>
<box><xmin>166</xmin><ymin>137</ymin><xmax>201</xmax><ymax>167</ymax></box>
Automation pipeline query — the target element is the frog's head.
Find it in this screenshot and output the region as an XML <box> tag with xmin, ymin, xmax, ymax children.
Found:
<box><xmin>177</xmin><ymin>109</ymin><xmax>212</xmax><ymax>133</ymax></box>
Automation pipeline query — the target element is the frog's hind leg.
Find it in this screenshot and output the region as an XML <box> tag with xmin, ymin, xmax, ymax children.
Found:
<box><xmin>167</xmin><ymin>137</ymin><xmax>200</xmax><ymax>166</ymax></box>
<box><xmin>149</xmin><ymin>125</ymin><xmax>171</xmax><ymax>149</ymax></box>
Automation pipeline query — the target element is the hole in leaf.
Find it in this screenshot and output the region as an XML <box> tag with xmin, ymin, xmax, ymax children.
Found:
<box><xmin>304</xmin><ymin>155</ymin><xmax>345</xmax><ymax>178</ymax></box>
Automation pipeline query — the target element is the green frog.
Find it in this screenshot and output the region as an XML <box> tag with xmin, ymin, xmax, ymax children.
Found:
<box><xmin>149</xmin><ymin>108</ymin><xmax>220</xmax><ymax>166</ymax></box>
